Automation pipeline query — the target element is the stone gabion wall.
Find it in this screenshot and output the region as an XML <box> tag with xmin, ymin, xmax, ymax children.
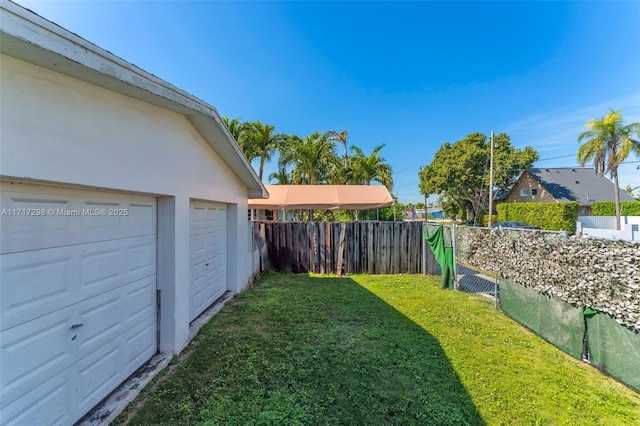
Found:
<box><xmin>456</xmin><ymin>227</ymin><xmax>640</xmax><ymax>330</ymax></box>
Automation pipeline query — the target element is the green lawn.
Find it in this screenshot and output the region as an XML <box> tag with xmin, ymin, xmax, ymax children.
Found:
<box><xmin>119</xmin><ymin>273</ymin><xmax>640</xmax><ymax>425</ymax></box>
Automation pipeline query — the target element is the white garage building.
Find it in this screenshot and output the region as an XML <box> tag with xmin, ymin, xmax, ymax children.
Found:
<box><xmin>0</xmin><ymin>2</ymin><xmax>267</xmax><ymax>425</ymax></box>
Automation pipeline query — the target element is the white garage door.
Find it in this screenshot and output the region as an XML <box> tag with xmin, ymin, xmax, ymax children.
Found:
<box><xmin>189</xmin><ymin>201</ymin><xmax>227</xmax><ymax>321</ymax></box>
<box><xmin>0</xmin><ymin>182</ymin><xmax>157</xmax><ymax>426</ymax></box>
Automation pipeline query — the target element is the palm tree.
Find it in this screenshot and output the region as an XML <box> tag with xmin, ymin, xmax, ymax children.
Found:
<box><xmin>269</xmin><ymin>168</ymin><xmax>292</xmax><ymax>185</ymax></box>
<box><xmin>325</xmin><ymin>130</ymin><xmax>349</xmax><ymax>178</ymax></box>
<box><xmin>577</xmin><ymin>109</ymin><xmax>640</xmax><ymax>229</ymax></box>
<box><xmin>291</xmin><ymin>132</ymin><xmax>337</xmax><ymax>185</ymax></box>
<box><xmin>625</xmin><ymin>185</ymin><xmax>640</xmax><ymax>201</ymax></box>
<box><xmin>244</xmin><ymin>121</ymin><xmax>287</xmax><ymax>180</ymax></box>
<box><xmin>221</xmin><ymin>116</ymin><xmax>244</xmax><ymax>141</ymax></box>
<box><xmin>349</xmin><ymin>144</ymin><xmax>393</xmax><ymax>189</ymax></box>
<box><xmin>222</xmin><ymin>116</ymin><xmax>260</xmax><ymax>163</ymax></box>
<box><xmin>222</xmin><ymin>116</ymin><xmax>255</xmax><ymax>161</ymax></box>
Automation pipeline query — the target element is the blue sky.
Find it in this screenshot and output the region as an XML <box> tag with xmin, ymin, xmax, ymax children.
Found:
<box><xmin>16</xmin><ymin>0</ymin><xmax>640</xmax><ymax>204</ymax></box>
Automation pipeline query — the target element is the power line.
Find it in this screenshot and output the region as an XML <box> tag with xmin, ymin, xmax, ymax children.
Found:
<box><xmin>535</xmin><ymin>154</ymin><xmax>577</xmax><ymax>162</ymax></box>
<box><xmin>396</xmin><ymin>159</ymin><xmax>640</xmax><ymax>191</ymax></box>
<box><xmin>393</xmin><ymin>154</ymin><xmax>583</xmax><ymax>177</ymax></box>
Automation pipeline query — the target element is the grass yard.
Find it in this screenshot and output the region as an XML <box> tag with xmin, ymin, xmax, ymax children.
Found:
<box><xmin>118</xmin><ymin>273</ymin><xmax>640</xmax><ymax>425</ymax></box>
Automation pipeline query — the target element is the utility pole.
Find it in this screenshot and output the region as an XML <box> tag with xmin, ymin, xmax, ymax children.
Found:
<box><xmin>488</xmin><ymin>130</ymin><xmax>495</xmax><ymax>227</ymax></box>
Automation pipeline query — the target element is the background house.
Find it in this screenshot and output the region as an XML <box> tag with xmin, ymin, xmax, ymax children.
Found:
<box><xmin>0</xmin><ymin>2</ymin><xmax>266</xmax><ymax>425</ymax></box>
<box><xmin>500</xmin><ymin>167</ymin><xmax>635</xmax><ymax>215</ymax></box>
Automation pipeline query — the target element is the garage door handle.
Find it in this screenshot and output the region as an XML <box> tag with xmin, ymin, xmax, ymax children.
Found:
<box><xmin>71</xmin><ymin>323</ymin><xmax>84</xmax><ymax>329</ymax></box>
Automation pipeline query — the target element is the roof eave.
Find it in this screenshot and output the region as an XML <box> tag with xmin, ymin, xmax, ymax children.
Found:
<box><xmin>0</xmin><ymin>1</ymin><xmax>267</xmax><ymax>199</ymax></box>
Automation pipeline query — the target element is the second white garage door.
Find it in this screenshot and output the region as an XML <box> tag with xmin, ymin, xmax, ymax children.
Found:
<box><xmin>189</xmin><ymin>201</ymin><xmax>227</xmax><ymax>321</ymax></box>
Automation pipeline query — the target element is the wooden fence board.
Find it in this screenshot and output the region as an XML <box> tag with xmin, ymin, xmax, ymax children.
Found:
<box><xmin>261</xmin><ymin>221</ymin><xmax>430</xmax><ymax>275</ymax></box>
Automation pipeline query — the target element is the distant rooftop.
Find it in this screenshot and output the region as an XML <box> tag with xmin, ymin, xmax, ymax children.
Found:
<box><xmin>527</xmin><ymin>167</ymin><xmax>635</xmax><ymax>206</ymax></box>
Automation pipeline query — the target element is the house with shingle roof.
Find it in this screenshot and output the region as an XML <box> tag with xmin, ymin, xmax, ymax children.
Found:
<box><xmin>500</xmin><ymin>167</ymin><xmax>635</xmax><ymax>215</ymax></box>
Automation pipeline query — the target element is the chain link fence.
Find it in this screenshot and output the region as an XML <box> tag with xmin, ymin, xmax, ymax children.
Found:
<box><xmin>435</xmin><ymin>223</ymin><xmax>640</xmax><ymax>392</ymax></box>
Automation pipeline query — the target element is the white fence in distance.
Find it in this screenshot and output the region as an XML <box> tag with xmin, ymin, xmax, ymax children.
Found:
<box><xmin>576</xmin><ymin>216</ymin><xmax>640</xmax><ymax>242</ymax></box>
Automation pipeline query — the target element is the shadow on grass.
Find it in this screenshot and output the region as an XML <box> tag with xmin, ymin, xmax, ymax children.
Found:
<box><xmin>126</xmin><ymin>273</ymin><xmax>485</xmax><ymax>425</ymax></box>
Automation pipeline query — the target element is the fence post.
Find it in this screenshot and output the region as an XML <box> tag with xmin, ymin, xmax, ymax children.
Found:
<box><xmin>451</xmin><ymin>223</ymin><xmax>458</xmax><ymax>291</ymax></box>
<box><xmin>421</xmin><ymin>223</ymin><xmax>427</xmax><ymax>275</ymax></box>
<box><xmin>494</xmin><ymin>272</ymin><xmax>499</xmax><ymax>309</ymax></box>
<box><xmin>336</xmin><ymin>223</ymin><xmax>346</xmax><ymax>277</ymax></box>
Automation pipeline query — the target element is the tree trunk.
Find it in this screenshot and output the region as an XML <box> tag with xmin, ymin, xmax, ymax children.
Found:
<box><xmin>614</xmin><ymin>172</ymin><xmax>621</xmax><ymax>230</ymax></box>
<box><xmin>259</xmin><ymin>156</ymin><xmax>265</xmax><ymax>180</ymax></box>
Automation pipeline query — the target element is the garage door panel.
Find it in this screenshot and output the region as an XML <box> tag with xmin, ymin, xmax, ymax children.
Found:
<box><xmin>2</xmin><ymin>236</ymin><xmax>155</xmax><ymax>331</ymax></box>
<box><xmin>80</xmin><ymin>246</ymin><xmax>123</xmax><ymax>288</ymax></box>
<box><xmin>124</xmin><ymin>314</ymin><xmax>156</xmax><ymax>373</ymax></box>
<box><xmin>190</xmin><ymin>231</ymin><xmax>207</xmax><ymax>257</ymax></box>
<box><xmin>2</xmin><ymin>195</ymin><xmax>72</xmax><ymax>236</ymax></box>
<box><xmin>74</xmin><ymin>342</ymin><xmax>123</xmax><ymax>415</ymax></box>
<box><xmin>77</xmin><ymin>292</ymin><xmax>124</xmax><ymax>357</ymax></box>
<box><xmin>2</xmin><ymin>372</ymin><xmax>72</xmax><ymax>426</ymax></box>
<box><xmin>0</xmin><ymin>309</ymin><xmax>75</xmax><ymax>408</ymax></box>
<box><xmin>191</xmin><ymin>287</ymin><xmax>207</xmax><ymax>318</ymax></box>
<box><xmin>125</xmin><ymin>275</ymin><xmax>156</xmax><ymax>324</ymax></box>
<box><xmin>1</xmin><ymin>182</ymin><xmax>157</xmax><ymax>254</ymax></box>
<box><xmin>126</xmin><ymin>239</ymin><xmax>155</xmax><ymax>276</ymax></box>
<box><xmin>0</xmin><ymin>254</ymin><xmax>73</xmax><ymax>329</ymax></box>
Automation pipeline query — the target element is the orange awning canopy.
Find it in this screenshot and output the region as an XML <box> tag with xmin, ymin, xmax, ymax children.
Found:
<box><xmin>249</xmin><ymin>185</ymin><xmax>394</xmax><ymax>210</ymax></box>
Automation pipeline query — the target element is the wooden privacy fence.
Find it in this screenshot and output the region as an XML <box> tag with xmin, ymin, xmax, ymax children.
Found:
<box><xmin>258</xmin><ymin>221</ymin><xmax>440</xmax><ymax>275</ymax></box>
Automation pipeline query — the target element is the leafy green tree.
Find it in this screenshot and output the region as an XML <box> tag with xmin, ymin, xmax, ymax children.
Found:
<box><xmin>349</xmin><ymin>144</ymin><xmax>393</xmax><ymax>189</ymax></box>
<box><xmin>419</xmin><ymin>132</ymin><xmax>538</xmax><ymax>222</ymax></box>
<box><xmin>578</xmin><ymin>109</ymin><xmax>640</xmax><ymax>229</ymax></box>
<box><xmin>378</xmin><ymin>201</ymin><xmax>404</xmax><ymax>221</ymax></box>
<box><xmin>244</xmin><ymin>121</ymin><xmax>288</xmax><ymax>180</ymax></box>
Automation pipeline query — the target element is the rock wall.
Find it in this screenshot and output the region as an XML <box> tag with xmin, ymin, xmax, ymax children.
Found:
<box><xmin>456</xmin><ymin>227</ymin><xmax>640</xmax><ymax>330</ymax></box>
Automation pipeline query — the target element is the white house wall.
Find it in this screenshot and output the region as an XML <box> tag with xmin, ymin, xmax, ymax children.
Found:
<box><xmin>1</xmin><ymin>54</ymin><xmax>253</xmax><ymax>353</ymax></box>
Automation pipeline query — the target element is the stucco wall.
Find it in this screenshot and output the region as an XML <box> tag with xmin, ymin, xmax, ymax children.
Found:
<box><xmin>504</xmin><ymin>173</ymin><xmax>556</xmax><ymax>204</ymax></box>
<box><xmin>0</xmin><ymin>54</ymin><xmax>253</xmax><ymax>353</ymax></box>
<box><xmin>503</xmin><ymin>173</ymin><xmax>591</xmax><ymax>215</ymax></box>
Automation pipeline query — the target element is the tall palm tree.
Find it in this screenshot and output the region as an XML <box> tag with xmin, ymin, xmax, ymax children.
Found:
<box><xmin>291</xmin><ymin>132</ymin><xmax>337</xmax><ymax>185</ymax></box>
<box><xmin>269</xmin><ymin>168</ymin><xmax>292</xmax><ymax>185</ymax></box>
<box><xmin>221</xmin><ymin>116</ymin><xmax>244</xmax><ymax>141</ymax></box>
<box><xmin>245</xmin><ymin>121</ymin><xmax>287</xmax><ymax>180</ymax></box>
<box><xmin>222</xmin><ymin>116</ymin><xmax>257</xmax><ymax>162</ymax></box>
<box><xmin>578</xmin><ymin>109</ymin><xmax>640</xmax><ymax>229</ymax></box>
<box><xmin>349</xmin><ymin>144</ymin><xmax>393</xmax><ymax>190</ymax></box>
<box><xmin>289</xmin><ymin>132</ymin><xmax>337</xmax><ymax>220</ymax></box>
<box><xmin>275</xmin><ymin>135</ymin><xmax>302</xmax><ymax>182</ymax></box>
<box><xmin>325</xmin><ymin>130</ymin><xmax>349</xmax><ymax>177</ymax></box>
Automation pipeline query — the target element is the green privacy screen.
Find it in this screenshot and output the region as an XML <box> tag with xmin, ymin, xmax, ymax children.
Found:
<box><xmin>499</xmin><ymin>278</ymin><xmax>585</xmax><ymax>360</ymax></box>
<box><xmin>587</xmin><ymin>313</ymin><xmax>640</xmax><ymax>392</ymax></box>
<box><xmin>423</xmin><ymin>224</ymin><xmax>454</xmax><ymax>289</ymax></box>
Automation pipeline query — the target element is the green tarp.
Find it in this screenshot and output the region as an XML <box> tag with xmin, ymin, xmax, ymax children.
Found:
<box><xmin>501</xmin><ymin>279</ymin><xmax>640</xmax><ymax>391</ymax></box>
<box><xmin>500</xmin><ymin>278</ymin><xmax>585</xmax><ymax>359</ymax></box>
<box><xmin>423</xmin><ymin>224</ymin><xmax>455</xmax><ymax>289</ymax></box>
<box><xmin>587</xmin><ymin>313</ymin><xmax>640</xmax><ymax>392</ymax></box>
